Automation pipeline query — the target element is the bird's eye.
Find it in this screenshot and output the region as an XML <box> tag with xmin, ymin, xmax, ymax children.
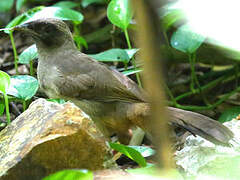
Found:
<box><xmin>44</xmin><ymin>26</ymin><xmax>51</xmax><ymax>33</ymax></box>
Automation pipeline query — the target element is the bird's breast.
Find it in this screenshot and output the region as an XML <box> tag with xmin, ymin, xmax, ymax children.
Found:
<box><xmin>37</xmin><ymin>60</ymin><xmax>61</xmax><ymax>99</ymax></box>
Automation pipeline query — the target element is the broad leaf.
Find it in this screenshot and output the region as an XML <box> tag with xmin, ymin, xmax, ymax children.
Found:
<box><xmin>107</xmin><ymin>0</ymin><xmax>133</xmax><ymax>29</ymax></box>
<box><xmin>0</xmin><ymin>0</ymin><xmax>14</xmax><ymax>12</ymax></box>
<box><xmin>162</xmin><ymin>9</ymin><xmax>185</xmax><ymax>30</ymax></box>
<box><xmin>53</xmin><ymin>1</ymin><xmax>79</xmax><ymax>9</ymax></box>
<box><xmin>6</xmin><ymin>6</ymin><xmax>84</xmax><ymax>34</ymax></box>
<box><xmin>89</xmin><ymin>48</ymin><xmax>138</xmax><ymax>63</ymax></box>
<box><xmin>5</xmin><ymin>6</ymin><xmax>45</xmax><ymax>33</ymax></box>
<box><xmin>0</xmin><ymin>71</ymin><xmax>10</xmax><ymax>94</ymax></box>
<box><xmin>19</xmin><ymin>44</ymin><xmax>38</xmax><ymax>64</ymax></box>
<box><xmin>81</xmin><ymin>0</ymin><xmax>106</xmax><ymax>8</ymax></box>
<box><xmin>43</xmin><ymin>169</ymin><xmax>93</xmax><ymax>180</ymax></box>
<box><xmin>7</xmin><ymin>75</ymin><xmax>39</xmax><ymax>100</ymax></box>
<box><xmin>129</xmin><ymin>146</ymin><xmax>155</xmax><ymax>158</ymax></box>
<box><xmin>170</xmin><ymin>24</ymin><xmax>205</xmax><ymax>54</ymax></box>
<box><xmin>125</xmin><ymin>48</ymin><xmax>139</xmax><ymax>59</ymax></box>
<box><xmin>218</xmin><ymin>106</ymin><xmax>240</xmax><ymax>123</ymax></box>
<box><xmin>109</xmin><ymin>142</ymin><xmax>147</xmax><ymax>167</ymax></box>
<box><xmin>16</xmin><ymin>0</ymin><xmax>27</xmax><ymax>12</ymax></box>
<box><xmin>29</xmin><ymin>7</ymin><xmax>84</xmax><ymax>24</ymax></box>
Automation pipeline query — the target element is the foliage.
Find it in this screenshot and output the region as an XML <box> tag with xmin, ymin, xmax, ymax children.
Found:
<box><xmin>107</xmin><ymin>0</ymin><xmax>133</xmax><ymax>30</ymax></box>
<box><xmin>0</xmin><ymin>100</ymin><xmax>4</xmax><ymax>116</ymax></box>
<box><xmin>48</xmin><ymin>99</ymin><xmax>66</xmax><ymax>104</ymax></box>
<box><xmin>170</xmin><ymin>24</ymin><xmax>205</xmax><ymax>54</ymax></box>
<box><xmin>81</xmin><ymin>0</ymin><xmax>106</xmax><ymax>8</ymax></box>
<box><xmin>122</xmin><ymin>68</ymin><xmax>142</xmax><ymax>76</ymax></box>
<box><xmin>19</xmin><ymin>44</ymin><xmax>38</xmax><ymax>64</ymax></box>
<box><xmin>0</xmin><ymin>71</ymin><xmax>11</xmax><ymax>124</ymax></box>
<box><xmin>128</xmin><ymin>146</ymin><xmax>155</xmax><ymax>158</ymax></box>
<box><xmin>5</xmin><ymin>6</ymin><xmax>45</xmax><ymax>33</ymax></box>
<box><xmin>0</xmin><ymin>71</ymin><xmax>10</xmax><ymax>94</ymax></box>
<box><xmin>0</xmin><ymin>0</ymin><xmax>14</xmax><ymax>13</ymax></box>
<box><xmin>5</xmin><ymin>6</ymin><xmax>84</xmax><ymax>33</ymax></box>
<box><xmin>16</xmin><ymin>0</ymin><xmax>27</xmax><ymax>12</ymax></box>
<box><xmin>162</xmin><ymin>9</ymin><xmax>185</xmax><ymax>30</ymax></box>
<box><xmin>109</xmin><ymin>142</ymin><xmax>147</xmax><ymax>167</ymax></box>
<box><xmin>89</xmin><ymin>48</ymin><xmax>138</xmax><ymax>63</ymax></box>
<box><xmin>7</xmin><ymin>75</ymin><xmax>39</xmax><ymax>101</ymax></box>
<box><xmin>43</xmin><ymin>169</ymin><xmax>93</xmax><ymax>180</ymax></box>
<box><xmin>29</xmin><ymin>7</ymin><xmax>84</xmax><ymax>24</ymax></box>
<box><xmin>52</xmin><ymin>1</ymin><xmax>80</xmax><ymax>9</ymax></box>
<box><xmin>218</xmin><ymin>106</ymin><xmax>240</xmax><ymax>123</ymax></box>
<box><xmin>0</xmin><ymin>0</ymin><xmax>240</xmax><ymax>177</ymax></box>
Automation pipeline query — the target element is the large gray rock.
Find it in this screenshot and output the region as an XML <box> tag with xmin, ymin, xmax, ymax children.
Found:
<box><xmin>175</xmin><ymin>119</ymin><xmax>240</xmax><ymax>179</ymax></box>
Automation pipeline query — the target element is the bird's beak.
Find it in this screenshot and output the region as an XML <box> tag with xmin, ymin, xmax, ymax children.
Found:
<box><xmin>13</xmin><ymin>22</ymin><xmax>40</xmax><ymax>38</ymax></box>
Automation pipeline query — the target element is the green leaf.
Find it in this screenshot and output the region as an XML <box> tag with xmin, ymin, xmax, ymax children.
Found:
<box><xmin>125</xmin><ymin>48</ymin><xmax>139</xmax><ymax>59</ymax></box>
<box><xmin>0</xmin><ymin>100</ymin><xmax>5</xmax><ymax>116</ymax></box>
<box><xmin>43</xmin><ymin>169</ymin><xmax>93</xmax><ymax>180</ymax></box>
<box><xmin>81</xmin><ymin>0</ymin><xmax>106</xmax><ymax>8</ymax></box>
<box><xmin>48</xmin><ymin>99</ymin><xmax>66</xmax><ymax>104</ymax></box>
<box><xmin>88</xmin><ymin>48</ymin><xmax>138</xmax><ymax>63</ymax></box>
<box><xmin>53</xmin><ymin>1</ymin><xmax>80</xmax><ymax>9</ymax></box>
<box><xmin>109</xmin><ymin>142</ymin><xmax>147</xmax><ymax>167</ymax></box>
<box><xmin>162</xmin><ymin>9</ymin><xmax>185</xmax><ymax>30</ymax></box>
<box><xmin>107</xmin><ymin>0</ymin><xmax>133</xmax><ymax>29</ymax></box>
<box><xmin>19</xmin><ymin>44</ymin><xmax>38</xmax><ymax>64</ymax></box>
<box><xmin>0</xmin><ymin>0</ymin><xmax>14</xmax><ymax>12</ymax></box>
<box><xmin>6</xmin><ymin>6</ymin><xmax>84</xmax><ymax>34</ymax></box>
<box><xmin>128</xmin><ymin>146</ymin><xmax>155</xmax><ymax>158</ymax></box>
<box><xmin>5</xmin><ymin>6</ymin><xmax>45</xmax><ymax>33</ymax></box>
<box><xmin>218</xmin><ymin>106</ymin><xmax>240</xmax><ymax>123</ymax></box>
<box><xmin>7</xmin><ymin>75</ymin><xmax>39</xmax><ymax>101</ymax></box>
<box><xmin>170</xmin><ymin>24</ymin><xmax>205</xmax><ymax>54</ymax></box>
<box><xmin>0</xmin><ymin>70</ymin><xmax>10</xmax><ymax>94</ymax></box>
<box><xmin>29</xmin><ymin>7</ymin><xmax>84</xmax><ymax>24</ymax></box>
<box><xmin>74</xmin><ymin>36</ymin><xmax>88</xmax><ymax>49</ymax></box>
<box><xmin>122</xmin><ymin>68</ymin><xmax>142</xmax><ymax>76</ymax></box>
<box><xmin>16</xmin><ymin>0</ymin><xmax>27</xmax><ymax>12</ymax></box>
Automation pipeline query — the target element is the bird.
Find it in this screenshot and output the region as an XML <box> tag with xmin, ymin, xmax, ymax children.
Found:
<box><xmin>14</xmin><ymin>18</ymin><xmax>233</xmax><ymax>145</ymax></box>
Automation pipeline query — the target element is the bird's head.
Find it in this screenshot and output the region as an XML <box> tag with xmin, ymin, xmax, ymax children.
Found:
<box><xmin>14</xmin><ymin>18</ymin><xmax>75</xmax><ymax>49</ymax></box>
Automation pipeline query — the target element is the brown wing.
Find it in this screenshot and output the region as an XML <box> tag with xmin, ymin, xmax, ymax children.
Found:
<box><xmin>54</xmin><ymin>52</ymin><xmax>147</xmax><ymax>103</ymax></box>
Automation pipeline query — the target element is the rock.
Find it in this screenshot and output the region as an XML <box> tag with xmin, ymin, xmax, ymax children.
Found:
<box><xmin>175</xmin><ymin>119</ymin><xmax>240</xmax><ymax>179</ymax></box>
<box><xmin>0</xmin><ymin>99</ymin><xmax>116</xmax><ymax>180</ymax></box>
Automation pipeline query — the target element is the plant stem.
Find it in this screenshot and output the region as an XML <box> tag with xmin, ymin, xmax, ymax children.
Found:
<box><xmin>164</xmin><ymin>83</ymin><xmax>177</xmax><ymax>106</ymax></box>
<box><xmin>9</xmin><ymin>31</ymin><xmax>19</xmax><ymax>75</ymax></box>
<box><xmin>174</xmin><ymin>85</ymin><xmax>240</xmax><ymax>111</ymax></box>
<box><xmin>3</xmin><ymin>93</ymin><xmax>10</xmax><ymax>124</ymax></box>
<box><xmin>189</xmin><ymin>53</ymin><xmax>196</xmax><ymax>92</ymax></box>
<box><xmin>170</xmin><ymin>69</ymin><xmax>240</xmax><ymax>111</ymax></box>
<box><xmin>123</xmin><ymin>28</ymin><xmax>142</xmax><ymax>87</ymax></box>
<box><xmin>124</xmin><ymin>62</ymin><xmax>128</xmax><ymax>71</ymax></box>
<box><xmin>189</xmin><ymin>53</ymin><xmax>210</xmax><ymax>105</ymax></box>
<box><xmin>124</xmin><ymin>28</ymin><xmax>132</xmax><ymax>49</ymax></box>
<box><xmin>175</xmin><ymin>73</ymin><xmax>227</xmax><ymax>101</ymax></box>
<box><xmin>29</xmin><ymin>60</ymin><xmax>34</xmax><ymax>76</ymax></box>
<box><xmin>22</xmin><ymin>100</ymin><xmax>27</xmax><ymax>111</ymax></box>
<box><xmin>73</xmin><ymin>23</ymin><xmax>81</xmax><ymax>50</ymax></box>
